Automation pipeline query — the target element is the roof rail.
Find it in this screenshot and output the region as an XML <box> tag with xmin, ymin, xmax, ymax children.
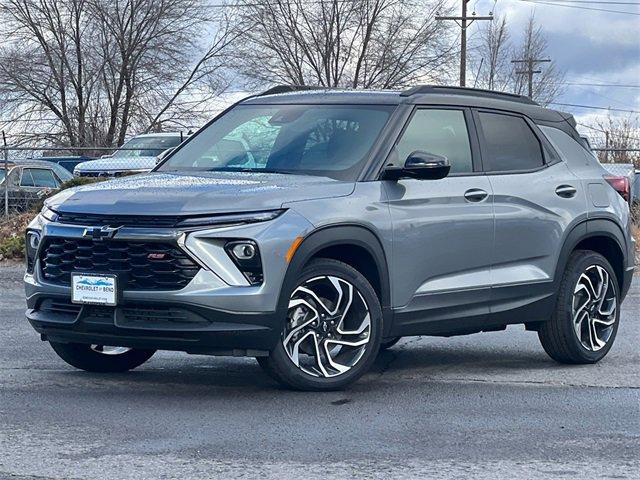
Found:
<box><xmin>257</xmin><ymin>85</ymin><xmax>327</xmax><ymax>96</ymax></box>
<box><xmin>400</xmin><ymin>85</ymin><xmax>538</xmax><ymax>105</ymax></box>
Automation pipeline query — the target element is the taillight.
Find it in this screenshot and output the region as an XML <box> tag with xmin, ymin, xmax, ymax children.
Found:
<box><xmin>604</xmin><ymin>175</ymin><xmax>630</xmax><ymax>202</ymax></box>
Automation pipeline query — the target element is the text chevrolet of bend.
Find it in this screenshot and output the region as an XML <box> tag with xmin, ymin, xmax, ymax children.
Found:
<box><xmin>25</xmin><ymin>85</ymin><xmax>635</xmax><ymax>390</ymax></box>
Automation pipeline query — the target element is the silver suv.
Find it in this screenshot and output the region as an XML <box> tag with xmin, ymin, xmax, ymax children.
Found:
<box><xmin>24</xmin><ymin>86</ymin><xmax>635</xmax><ymax>390</ymax></box>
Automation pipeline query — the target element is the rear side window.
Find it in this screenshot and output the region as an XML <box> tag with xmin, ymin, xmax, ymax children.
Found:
<box><xmin>21</xmin><ymin>168</ymin><xmax>59</xmax><ymax>188</ymax></box>
<box><xmin>20</xmin><ymin>169</ymin><xmax>35</xmax><ymax>187</ymax></box>
<box><xmin>478</xmin><ymin>112</ymin><xmax>544</xmax><ymax>172</ymax></box>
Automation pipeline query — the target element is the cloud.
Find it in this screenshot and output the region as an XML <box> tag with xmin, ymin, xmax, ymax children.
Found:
<box><xmin>469</xmin><ymin>1</ymin><xmax>640</xmax><ymax>117</ymax></box>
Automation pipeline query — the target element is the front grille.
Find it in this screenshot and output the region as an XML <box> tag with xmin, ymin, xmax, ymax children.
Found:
<box><xmin>40</xmin><ymin>238</ymin><xmax>200</xmax><ymax>290</ymax></box>
<box><xmin>56</xmin><ymin>212</ymin><xmax>182</xmax><ymax>228</ymax></box>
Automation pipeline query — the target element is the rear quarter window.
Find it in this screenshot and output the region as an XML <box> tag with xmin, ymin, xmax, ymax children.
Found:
<box><xmin>539</xmin><ymin>125</ymin><xmax>599</xmax><ymax>169</ymax></box>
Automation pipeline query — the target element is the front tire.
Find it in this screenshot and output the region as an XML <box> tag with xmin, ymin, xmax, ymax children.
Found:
<box><xmin>49</xmin><ymin>342</ymin><xmax>155</xmax><ymax>373</ymax></box>
<box><xmin>258</xmin><ymin>258</ymin><xmax>383</xmax><ymax>390</ymax></box>
<box><xmin>380</xmin><ymin>337</ymin><xmax>401</xmax><ymax>351</ymax></box>
<box><xmin>538</xmin><ymin>250</ymin><xmax>620</xmax><ymax>364</ymax></box>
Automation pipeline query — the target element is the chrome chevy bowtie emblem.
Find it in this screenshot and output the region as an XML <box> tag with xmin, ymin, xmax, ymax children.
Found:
<box><xmin>82</xmin><ymin>226</ymin><xmax>119</xmax><ymax>241</ymax></box>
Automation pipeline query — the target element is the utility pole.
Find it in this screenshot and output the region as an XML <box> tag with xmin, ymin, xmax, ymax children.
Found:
<box><xmin>436</xmin><ymin>1</ymin><xmax>492</xmax><ymax>87</ymax></box>
<box><xmin>511</xmin><ymin>58</ymin><xmax>551</xmax><ymax>99</ymax></box>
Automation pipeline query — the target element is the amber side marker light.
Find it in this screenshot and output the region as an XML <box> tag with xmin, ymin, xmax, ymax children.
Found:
<box><xmin>285</xmin><ymin>236</ymin><xmax>304</xmax><ymax>263</ymax></box>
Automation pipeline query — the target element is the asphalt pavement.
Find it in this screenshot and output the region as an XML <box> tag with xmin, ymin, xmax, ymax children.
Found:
<box><xmin>1</xmin><ymin>261</ymin><xmax>638</xmax><ymax>479</ymax></box>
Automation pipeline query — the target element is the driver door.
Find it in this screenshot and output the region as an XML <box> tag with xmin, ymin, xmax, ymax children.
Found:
<box><xmin>383</xmin><ymin>107</ymin><xmax>495</xmax><ymax>334</ymax></box>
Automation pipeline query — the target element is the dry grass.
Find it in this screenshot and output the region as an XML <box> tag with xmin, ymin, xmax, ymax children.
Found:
<box><xmin>0</xmin><ymin>212</ymin><xmax>34</xmax><ymax>260</ymax></box>
<box><xmin>632</xmin><ymin>222</ymin><xmax>640</xmax><ymax>268</ymax></box>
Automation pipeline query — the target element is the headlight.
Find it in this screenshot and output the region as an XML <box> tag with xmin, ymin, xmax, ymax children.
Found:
<box><xmin>176</xmin><ymin>209</ymin><xmax>284</xmax><ymax>229</ymax></box>
<box><xmin>225</xmin><ymin>240</ymin><xmax>263</xmax><ymax>285</ymax></box>
<box><xmin>40</xmin><ymin>205</ymin><xmax>58</xmax><ymax>222</ymax></box>
<box><xmin>25</xmin><ymin>230</ymin><xmax>41</xmax><ymax>274</ymax></box>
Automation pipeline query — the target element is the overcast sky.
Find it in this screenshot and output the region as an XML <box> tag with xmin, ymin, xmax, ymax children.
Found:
<box><xmin>215</xmin><ymin>1</ymin><xmax>639</xmax><ymax>143</ymax></box>
<box><xmin>468</xmin><ymin>0</ymin><xmax>640</xmax><ymax>134</ymax></box>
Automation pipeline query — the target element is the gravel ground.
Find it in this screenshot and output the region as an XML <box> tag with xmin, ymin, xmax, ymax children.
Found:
<box><xmin>0</xmin><ymin>262</ymin><xmax>638</xmax><ymax>479</ymax></box>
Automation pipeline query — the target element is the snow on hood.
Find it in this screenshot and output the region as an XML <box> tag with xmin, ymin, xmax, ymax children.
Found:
<box><xmin>46</xmin><ymin>171</ymin><xmax>355</xmax><ymax>216</ymax></box>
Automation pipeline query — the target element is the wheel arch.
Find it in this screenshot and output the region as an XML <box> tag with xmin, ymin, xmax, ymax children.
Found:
<box><xmin>279</xmin><ymin>224</ymin><xmax>393</xmax><ymax>335</ymax></box>
<box><xmin>555</xmin><ymin>219</ymin><xmax>627</xmax><ymax>291</ymax></box>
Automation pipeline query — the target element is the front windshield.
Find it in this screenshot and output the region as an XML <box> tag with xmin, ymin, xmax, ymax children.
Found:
<box><xmin>113</xmin><ymin>136</ymin><xmax>182</xmax><ymax>158</ymax></box>
<box><xmin>157</xmin><ymin>104</ymin><xmax>394</xmax><ymax>180</ymax></box>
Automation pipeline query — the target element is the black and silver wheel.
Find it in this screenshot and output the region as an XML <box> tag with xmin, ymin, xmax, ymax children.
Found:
<box><xmin>49</xmin><ymin>342</ymin><xmax>155</xmax><ymax>372</ymax></box>
<box><xmin>538</xmin><ymin>250</ymin><xmax>620</xmax><ymax>364</ymax></box>
<box><xmin>258</xmin><ymin>258</ymin><xmax>382</xmax><ymax>390</ymax></box>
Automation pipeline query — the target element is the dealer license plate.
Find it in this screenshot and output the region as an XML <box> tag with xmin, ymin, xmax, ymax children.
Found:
<box><xmin>71</xmin><ymin>274</ymin><xmax>117</xmax><ymax>306</ymax></box>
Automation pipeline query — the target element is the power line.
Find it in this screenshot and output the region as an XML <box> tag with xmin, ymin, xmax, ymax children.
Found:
<box><xmin>548</xmin><ymin>0</ymin><xmax>640</xmax><ymax>3</ymax></box>
<box><xmin>558</xmin><ymin>82</ymin><xmax>640</xmax><ymax>88</ymax></box>
<box><xmin>516</xmin><ymin>0</ymin><xmax>640</xmax><ymax>14</ymax></box>
<box><xmin>578</xmin><ymin>122</ymin><xmax>640</xmax><ymax>139</ymax></box>
<box><xmin>202</xmin><ymin>0</ymin><xmax>363</xmax><ymax>7</ymax></box>
<box><xmin>549</xmin><ymin>102</ymin><xmax>640</xmax><ymax>114</ymax></box>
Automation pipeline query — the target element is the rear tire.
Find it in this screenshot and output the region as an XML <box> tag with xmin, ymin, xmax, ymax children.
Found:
<box><xmin>538</xmin><ymin>250</ymin><xmax>620</xmax><ymax>364</ymax></box>
<box><xmin>49</xmin><ymin>342</ymin><xmax>155</xmax><ymax>373</ymax></box>
<box><xmin>258</xmin><ymin>258</ymin><xmax>382</xmax><ymax>391</ymax></box>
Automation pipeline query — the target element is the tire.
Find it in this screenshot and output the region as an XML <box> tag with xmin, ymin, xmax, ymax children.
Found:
<box><xmin>538</xmin><ymin>250</ymin><xmax>620</xmax><ymax>364</ymax></box>
<box><xmin>49</xmin><ymin>342</ymin><xmax>155</xmax><ymax>373</ymax></box>
<box><xmin>379</xmin><ymin>337</ymin><xmax>401</xmax><ymax>351</ymax></box>
<box><xmin>258</xmin><ymin>258</ymin><xmax>383</xmax><ymax>391</ymax></box>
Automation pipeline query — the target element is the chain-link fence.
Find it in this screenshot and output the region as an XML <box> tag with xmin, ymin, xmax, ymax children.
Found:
<box><xmin>2</xmin><ymin>144</ymin><xmax>640</xmax><ymax>219</ymax></box>
<box><xmin>1</xmin><ymin>144</ymin><xmax>177</xmax><ymax>218</ymax></box>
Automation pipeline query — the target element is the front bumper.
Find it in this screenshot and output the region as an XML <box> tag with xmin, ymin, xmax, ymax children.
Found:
<box><xmin>26</xmin><ymin>294</ymin><xmax>279</xmax><ymax>355</ymax></box>
<box><xmin>24</xmin><ymin>209</ymin><xmax>314</xmax><ymax>354</ymax></box>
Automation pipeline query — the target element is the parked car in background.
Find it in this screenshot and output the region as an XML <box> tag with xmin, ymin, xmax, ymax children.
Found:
<box><xmin>0</xmin><ymin>160</ymin><xmax>73</xmax><ymax>212</ymax></box>
<box><xmin>74</xmin><ymin>133</ymin><xmax>186</xmax><ymax>177</ymax></box>
<box><xmin>633</xmin><ymin>169</ymin><xmax>640</xmax><ymax>208</ymax></box>
<box><xmin>35</xmin><ymin>156</ymin><xmax>95</xmax><ymax>174</ymax></box>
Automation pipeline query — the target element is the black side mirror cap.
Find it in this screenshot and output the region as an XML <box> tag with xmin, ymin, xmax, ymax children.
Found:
<box><xmin>382</xmin><ymin>150</ymin><xmax>451</xmax><ymax>180</ymax></box>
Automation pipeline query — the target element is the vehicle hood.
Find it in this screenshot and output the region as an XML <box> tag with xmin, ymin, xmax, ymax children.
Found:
<box><xmin>46</xmin><ymin>171</ymin><xmax>355</xmax><ymax>216</ymax></box>
<box><xmin>75</xmin><ymin>156</ymin><xmax>156</xmax><ymax>173</ymax></box>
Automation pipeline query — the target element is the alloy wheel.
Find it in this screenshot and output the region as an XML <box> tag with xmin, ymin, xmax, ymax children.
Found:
<box><xmin>572</xmin><ymin>264</ymin><xmax>617</xmax><ymax>351</ymax></box>
<box><xmin>90</xmin><ymin>345</ymin><xmax>132</xmax><ymax>355</ymax></box>
<box><xmin>283</xmin><ymin>275</ymin><xmax>371</xmax><ymax>378</ymax></box>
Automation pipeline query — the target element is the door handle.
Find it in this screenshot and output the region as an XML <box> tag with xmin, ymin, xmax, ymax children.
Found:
<box><xmin>555</xmin><ymin>185</ymin><xmax>577</xmax><ymax>198</ymax></box>
<box><xmin>464</xmin><ymin>188</ymin><xmax>489</xmax><ymax>202</ymax></box>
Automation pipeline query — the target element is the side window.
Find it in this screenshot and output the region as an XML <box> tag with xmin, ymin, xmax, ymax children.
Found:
<box><xmin>395</xmin><ymin>109</ymin><xmax>473</xmax><ymax>174</ymax></box>
<box><xmin>20</xmin><ymin>169</ymin><xmax>35</xmax><ymax>187</ymax></box>
<box><xmin>478</xmin><ymin>112</ymin><xmax>544</xmax><ymax>172</ymax></box>
<box><xmin>31</xmin><ymin>168</ymin><xmax>59</xmax><ymax>187</ymax></box>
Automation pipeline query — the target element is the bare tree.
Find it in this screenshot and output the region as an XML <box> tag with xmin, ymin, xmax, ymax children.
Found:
<box><xmin>0</xmin><ymin>0</ymin><xmax>236</xmax><ymax>147</ymax></box>
<box><xmin>471</xmin><ymin>15</ymin><xmax>511</xmax><ymax>91</ymax></box>
<box><xmin>593</xmin><ymin>115</ymin><xmax>640</xmax><ymax>167</ymax></box>
<box><xmin>510</xmin><ymin>14</ymin><xmax>564</xmax><ymax>106</ymax></box>
<box><xmin>234</xmin><ymin>0</ymin><xmax>457</xmax><ymax>89</ymax></box>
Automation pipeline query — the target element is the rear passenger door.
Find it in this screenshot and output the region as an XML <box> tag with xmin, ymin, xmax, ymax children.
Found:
<box><xmin>384</xmin><ymin>107</ymin><xmax>495</xmax><ymax>332</ymax></box>
<box><xmin>474</xmin><ymin>110</ymin><xmax>584</xmax><ymax>321</ymax></box>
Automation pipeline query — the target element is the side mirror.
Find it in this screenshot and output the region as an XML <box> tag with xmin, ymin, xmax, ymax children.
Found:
<box><xmin>382</xmin><ymin>150</ymin><xmax>451</xmax><ymax>180</ymax></box>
